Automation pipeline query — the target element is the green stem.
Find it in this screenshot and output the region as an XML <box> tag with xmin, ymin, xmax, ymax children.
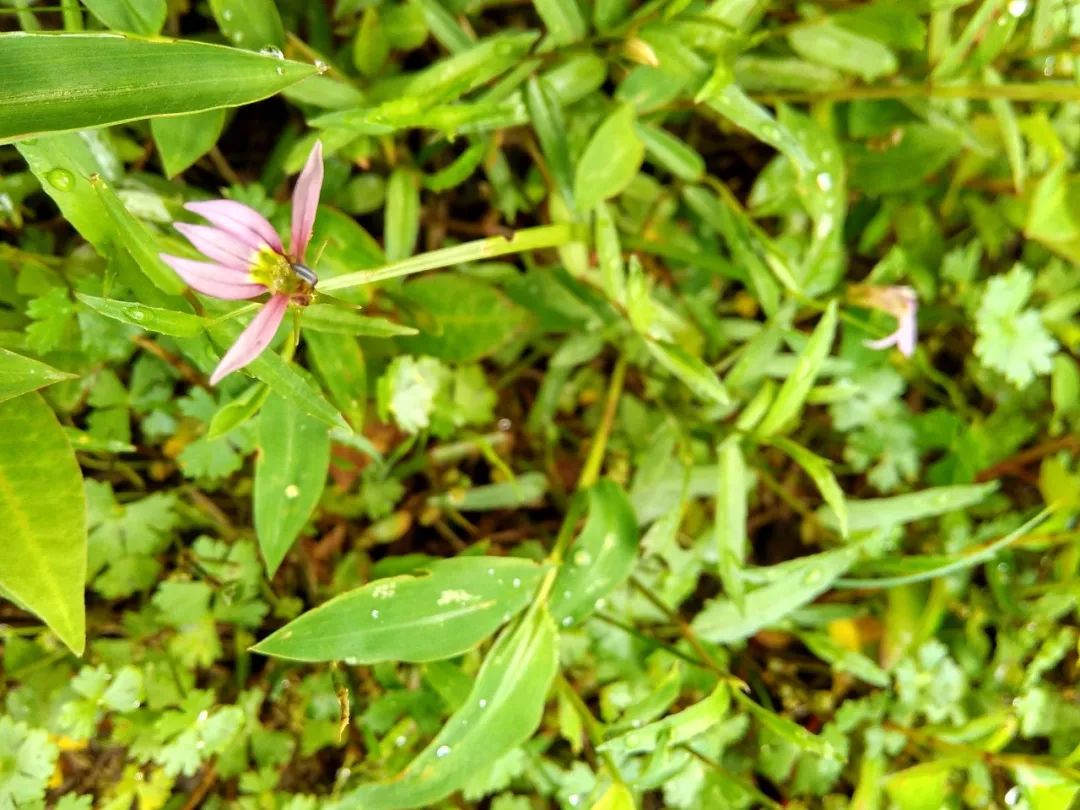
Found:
<box><xmin>319</xmin><ymin>224</ymin><xmax>582</xmax><ymax>292</ymax></box>
<box><xmin>754</xmin><ymin>82</ymin><xmax>1080</xmax><ymax>105</ymax></box>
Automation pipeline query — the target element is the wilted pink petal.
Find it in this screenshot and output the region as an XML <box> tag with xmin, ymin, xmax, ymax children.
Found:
<box><xmin>174</xmin><ymin>223</ymin><xmax>259</xmax><ymax>272</ymax></box>
<box><xmin>185</xmin><ymin>199</ymin><xmax>283</xmax><ymax>254</ymax></box>
<box><xmin>290</xmin><ymin>141</ymin><xmax>323</xmax><ymax>261</ymax></box>
<box><xmin>160</xmin><ymin>254</ymin><xmax>265</xmax><ymax>300</ymax></box>
<box><xmin>209</xmin><ymin>293</ymin><xmax>289</xmax><ymax>384</ymax></box>
<box><xmin>861</xmin><ymin>286</ymin><xmax>918</xmax><ymax>358</ymax></box>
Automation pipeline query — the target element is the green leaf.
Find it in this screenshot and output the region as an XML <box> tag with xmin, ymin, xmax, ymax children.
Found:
<box><xmin>301</xmin><ymin>304</ymin><xmax>418</xmax><ymax>337</ymax></box>
<box><xmin>77</xmin><ymin>294</ymin><xmax>205</xmax><ymax>337</ymax></box>
<box><xmin>646</xmin><ymin>339</ymin><xmax>731</xmax><ymax>407</ymax></box>
<box><xmin>0</xmin><ymin>392</ymin><xmax>87</xmax><ymax>654</ymax></box>
<box><xmin>427</xmin><ymin>472</ymin><xmax>548</xmax><ymax>511</ymax></box>
<box><xmin>532</xmin><ymin>0</ymin><xmax>586</xmax><ymax>46</ymax></box>
<box><xmin>599</xmin><ymin>683</ymin><xmax>729</xmax><ymax>754</ymax></box>
<box><xmin>526</xmin><ymin>76</ymin><xmax>574</xmax><ymax>204</ymax></box>
<box><xmin>974</xmin><ymin>264</ymin><xmax>1058</xmax><ymax>388</ymax></box>
<box><xmin>754</xmin><ymin>301</ymin><xmax>837</xmax><ymax>437</ymax></box>
<box><xmin>353</xmin><ymin>7</ymin><xmax>390</xmax><ymax>77</ymax></box>
<box><xmin>0</xmin><ymin>348</ymin><xmax>74</xmax><ymax>404</ymax></box>
<box><xmin>593</xmin><ymin>783</ymin><xmax>635</xmax><ymax>810</ymax></box>
<box><xmin>398</xmin><ymin>274</ymin><xmax>530</xmax><ymax>362</ymax></box>
<box><xmin>304</xmin><ymin>330</ymin><xmax>367</xmax><ymax>429</ymax></box>
<box><xmin>253</xmin><ymin>556</ymin><xmax>548</xmax><ymax>662</ymax></box>
<box><xmin>770</xmin><ymin>436</ymin><xmax>847</xmax><ymax>538</ymax></box>
<box><xmin>691</xmin><ymin>544</ymin><xmax>860</xmax><ymax>644</ymax></box>
<box><xmin>385</xmin><ymin>167</ymin><xmax>421</xmax><ymax>262</ymax></box>
<box><xmin>150</xmin><ymin>108</ymin><xmax>228</xmax><ymax>177</ymax></box>
<box><xmin>574</xmin><ymin>103</ymin><xmax>644</xmax><ymax>211</ymax></box>
<box><xmin>0</xmin><ymin>33</ymin><xmax>316</xmax><ymax>144</ymax></box>
<box><xmin>550</xmin><ymin>480</ymin><xmax>639</xmax><ymax>626</ymax></box>
<box><xmin>338</xmin><ymin>604</ymin><xmax>558</xmax><ymax>809</ymax></box>
<box><xmin>81</xmin><ymin>0</ymin><xmax>166</xmax><ymax>34</ymax></box>
<box><xmin>822</xmin><ymin>482</ymin><xmax>998</xmax><ymax>533</ymax></box>
<box><xmin>736</xmin><ymin>691</ymin><xmax>839</xmax><ymax>759</ymax></box>
<box><xmin>638</xmin><ymin>122</ymin><xmax>705</xmax><ymax>182</ymax></box>
<box><xmin>788</xmin><ymin>21</ymin><xmax>898</xmax><ymax>81</ymax></box>
<box><xmin>206</xmin><ymin>383</ymin><xmax>270</xmax><ymax>439</ymax></box>
<box><xmin>208</xmin><ymin>0</ymin><xmax>286</xmax><ymax>50</ymax></box>
<box><xmin>699</xmin><ymin>84</ymin><xmax>813</xmax><ymax>177</ymax></box>
<box><xmin>715</xmin><ymin>436</ymin><xmax>748</xmax><ymax>607</ymax></box>
<box><xmin>848</xmin><ymin>124</ymin><xmax>962</xmax><ymax>195</ymax></box>
<box><xmin>254</xmin><ymin>394</ymin><xmax>331</xmax><ymax>575</ymax></box>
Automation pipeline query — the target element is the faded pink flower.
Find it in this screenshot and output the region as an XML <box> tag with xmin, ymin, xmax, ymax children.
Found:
<box><xmin>853</xmin><ymin>285</ymin><xmax>918</xmax><ymax>358</ymax></box>
<box><xmin>161</xmin><ymin>141</ymin><xmax>324</xmax><ymax>384</ymax></box>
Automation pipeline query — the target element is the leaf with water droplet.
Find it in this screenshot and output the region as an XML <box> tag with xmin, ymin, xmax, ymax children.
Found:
<box><xmin>253</xmin><ymin>556</ymin><xmax>548</xmax><ymax>662</ymax></box>
<box><xmin>254</xmin><ymin>393</ymin><xmax>331</xmax><ymax>576</ymax></box>
<box><xmin>77</xmin><ymin>293</ymin><xmax>205</xmax><ymax>338</ymax></box>
<box><xmin>333</xmin><ymin>604</ymin><xmax>558</xmax><ymax>810</ymax></box>
<box><xmin>550</xmin><ymin>480</ymin><xmax>639</xmax><ymax>626</ymax></box>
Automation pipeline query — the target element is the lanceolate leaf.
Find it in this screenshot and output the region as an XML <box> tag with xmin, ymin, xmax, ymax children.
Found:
<box><xmin>253</xmin><ymin>557</ymin><xmax>548</xmax><ymax>662</ymax></box>
<box><xmin>0</xmin><ymin>349</ymin><xmax>74</xmax><ymax>404</ymax></box>
<box><xmin>0</xmin><ymin>33</ymin><xmax>317</xmax><ymax>144</ymax></box>
<box><xmin>550</xmin><ymin>480</ymin><xmax>639</xmax><ymax>626</ymax></box>
<box><xmin>254</xmin><ymin>394</ymin><xmax>331</xmax><ymax>575</ymax></box>
<box><xmin>336</xmin><ymin>604</ymin><xmax>558</xmax><ymax>810</ymax></box>
<box><xmin>0</xmin><ymin>393</ymin><xmax>87</xmax><ymax>655</ymax></box>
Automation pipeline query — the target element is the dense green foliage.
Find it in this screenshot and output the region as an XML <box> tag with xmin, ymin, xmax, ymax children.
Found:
<box><xmin>1</xmin><ymin>0</ymin><xmax>1079</xmax><ymax>808</ymax></box>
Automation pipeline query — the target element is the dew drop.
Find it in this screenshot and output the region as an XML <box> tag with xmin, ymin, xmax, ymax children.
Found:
<box><xmin>572</xmin><ymin>550</ymin><xmax>591</xmax><ymax>566</ymax></box>
<box><xmin>337</xmin><ymin>767</ymin><xmax>351</xmax><ymax>780</ymax></box>
<box><xmin>129</xmin><ymin>309</ymin><xmax>145</xmax><ymax>321</ymax></box>
<box><xmin>275</xmin><ymin>66</ymin><xmax>285</xmax><ymax>76</ymax></box>
<box><xmin>803</xmin><ymin>567</ymin><xmax>823</xmax><ymax>585</ymax></box>
<box><xmin>259</xmin><ymin>45</ymin><xmax>284</xmax><ymax>59</ymax></box>
<box><xmin>395</xmin><ymin>734</ymin><xmax>407</xmax><ymax>747</ymax></box>
<box><xmin>815</xmin><ymin>213</ymin><xmax>835</xmax><ymax>238</ymax></box>
<box><xmin>497</xmin><ymin>418</ymin><xmax>512</xmax><ymax>431</ymax></box>
<box><xmin>478</xmin><ymin>698</ymin><xmax>488</xmax><ymax>709</ymax></box>
<box><xmin>1007</xmin><ymin>0</ymin><xmax>1028</xmax><ymax>15</ymax></box>
<box><xmin>435</xmin><ymin>745</ymin><xmax>451</xmax><ymax>758</ymax></box>
<box><xmin>568</xmin><ymin>795</ymin><xmax>581</xmax><ymax>807</ymax></box>
<box><xmin>344</xmin><ymin>656</ymin><xmax>358</xmax><ymax>665</ymax></box>
<box><xmin>221</xmin><ymin>8</ymin><xmax>232</xmax><ymax>20</ymax></box>
<box><xmin>371</xmin><ymin>609</ymin><xmax>380</xmax><ymax>619</ymax></box>
<box><xmin>196</xmin><ymin>709</ymin><xmax>209</xmax><ymax>723</ymax></box>
<box><xmin>284</xmin><ymin>484</ymin><xmax>300</xmax><ymax>499</ymax></box>
<box><xmin>1004</xmin><ymin>786</ymin><xmax>1021</xmax><ymax>806</ymax></box>
<box><xmin>195</xmin><ymin>739</ymin><xmax>206</xmax><ymax>750</ymax></box>
<box><xmin>486</xmin><ymin>568</ymin><xmax>495</xmax><ymax>576</ymax></box>
<box><xmin>512</xmin><ymin>578</ymin><xmax>521</xmax><ymax>588</ymax></box>
<box><xmin>815</xmin><ymin>172</ymin><xmax>833</xmax><ymax>192</ymax></box>
<box><xmin>314</xmin><ymin>59</ymin><xmax>328</xmax><ymax>73</ymax></box>
<box><xmin>46</xmin><ymin>168</ymin><xmax>75</xmax><ymax>191</ymax></box>
<box><xmin>561</xmin><ymin>616</ymin><xmax>573</xmax><ymax>627</ymax></box>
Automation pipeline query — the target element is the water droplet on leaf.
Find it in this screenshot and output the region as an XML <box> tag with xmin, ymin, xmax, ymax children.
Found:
<box><xmin>46</xmin><ymin>168</ymin><xmax>75</xmax><ymax>191</ymax></box>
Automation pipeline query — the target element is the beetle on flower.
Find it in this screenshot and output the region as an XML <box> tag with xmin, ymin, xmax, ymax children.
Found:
<box><xmin>161</xmin><ymin>141</ymin><xmax>324</xmax><ymax>384</ymax></box>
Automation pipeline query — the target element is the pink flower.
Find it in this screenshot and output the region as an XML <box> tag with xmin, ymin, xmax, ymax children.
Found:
<box><xmin>854</xmin><ymin>285</ymin><xmax>918</xmax><ymax>358</ymax></box>
<box><xmin>161</xmin><ymin>141</ymin><xmax>324</xmax><ymax>384</ymax></box>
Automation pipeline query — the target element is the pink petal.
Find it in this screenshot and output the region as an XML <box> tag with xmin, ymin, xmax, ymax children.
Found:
<box><xmin>897</xmin><ymin>317</ymin><xmax>917</xmax><ymax>358</ymax></box>
<box><xmin>864</xmin><ymin>333</ymin><xmax>899</xmax><ymax>351</ymax></box>
<box><xmin>185</xmin><ymin>199</ymin><xmax>284</xmax><ymax>254</ymax></box>
<box><xmin>175</xmin><ymin>223</ymin><xmax>260</xmax><ymax>272</ymax></box>
<box><xmin>160</xmin><ymin>254</ymin><xmax>266</xmax><ymax>300</ymax></box>
<box><xmin>209</xmin><ymin>294</ymin><xmax>289</xmax><ymax>384</ymax></box>
<box><xmin>290</xmin><ymin>140</ymin><xmax>323</xmax><ymax>261</ymax></box>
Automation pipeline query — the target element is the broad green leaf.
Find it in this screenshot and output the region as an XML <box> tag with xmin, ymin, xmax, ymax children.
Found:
<box><xmin>823</xmin><ymin>482</ymin><xmax>999</xmax><ymax>533</ymax></box>
<box><xmin>0</xmin><ymin>33</ymin><xmax>316</xmax><ymax>144</ymax></box>
<box><xmin>788</xmin><ymin>21</ymin><xmax>898</xmax><ymax>81</ymax></box>
<box><xmin>884</xmin><ymin>762</ymin><xmax>955</xmax><ymax>810</ymax></box>
<box><xmin>335</xmin><ymin>604</ymin><xmax>558</xmax><ymax>810</ymax></box>
<box><xmin>532</xmin><ymin>0</ymin><xmax>586</xmax><ymax>46</ymax></box>
<box><xmin>574</xmin><ymin>103</ymin><xmax>644</xmax><ymax>212</ymax></box>
<box><xmin>692</xmin><ymin>544</ymin><xmax>860</xmax><ymax>644</ymax></box>
<box><xmin>797</xmin><ymin>630</ymin><xmax>889</xmax><ymax>687</ymax></box>
<box><xmin>550</xmin><ymin>480</ymin><xmax>639</xmax><ymax>626</ymax></box>
<box><xmin>526</xmin><ymin>76</ymin><xmax>574</xmax><ymax>204</ymax></box>
<box><xmin>599</xmin><ymin>684</ymin><xmax>729</xmax><ymax>754</ymax></box>
<box><xmin>0</xmin><ymin>349</ymin><xmax>74</xmax><ymax>404</ymax></box>
<box><xmin>699</xmin><ymin>84</ymin><xmax>812</xmax><ymax>177</ymax></box>
<box><xmin>208</xmin><ymin>0</ymin><xmax>286</xmax><ymax>50</ymax></box>
<box><xmin>385</xmin><ymin>167</ymin><xmax>421</xmax><ymax>262</ymax></box>
<box><xmin>646</xmin><ymin>339</ymin><xmax>731</xmax><ymax>407</ymax></box>
<box><xmin>150</xmin><ymin>109</ymin><xmax>228</xmax><ymax>177</ymax></box>
<box><xmin>253</xmin><ymin>556</ymin><xmax>548</xmax><ymax>662</ymax></box>
<box><xmin>82</xmin><ymin>0</ymin><xmax>166</xmax><ymax>34</ymax></box>
<box><xmin>754</xmin><ymin>301</ymin><xmax>837</xmax><ymax>437</ymax></box>
<box><xmin>77</xmin><ymin>294</ymin><xmax>205</xmax><ymax>338</ymax></box>
<box><xmin>353</xmin><ymin>7</ymin><xmax>390</xmax><ymax>77</ymax></box>
<box><xmin>848</xmin><ymin>124</ymin><xmax>962</xmax><ymax>195</ymax></box>
<box><xmin>594</xmin><ymin>200</ymin><xmax>626</xmax><ymax>305</ymax></box>
<box><xmin>715</xmin><ymin>436</ymin><xmax>748</xmax><ymax>608</ymax></box>
<box><xmin>301</xmin><ymin>304</ymin><xmax>417</xmax><ymax>337</ymax></box>
<box><xmin>771</xmin><ymin>436</ymin><xmax>847</xmax><ymax>538</ymax></box>
<box><xmin>254</xmin><ymin>395</ymin><xmax>331</xmax><ymax>575</ymax></box>
<box><xmin>0</xmin><ymin>392</ymin><xmax>87</xmax><ymax>654</ymax></box>
<box><xmin>398</xmin><ymin>274</ymin><xmax>530</xmax><ymax>362</ymax></box>
<box><xmin>593</xmin><ymin>783</ymin><xmax>635</xmax><ymax>810</ymax></box>
<box><xmin>304</xmin><ymin>330</ymin><xmax>367</xmax><ymax>428</ymax></box>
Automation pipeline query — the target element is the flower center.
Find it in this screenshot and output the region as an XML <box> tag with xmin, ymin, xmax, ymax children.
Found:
<box><xmin>248</xmin><ymin>248</ymin><xmax>318</xmax><ymax>305</ymax></box>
